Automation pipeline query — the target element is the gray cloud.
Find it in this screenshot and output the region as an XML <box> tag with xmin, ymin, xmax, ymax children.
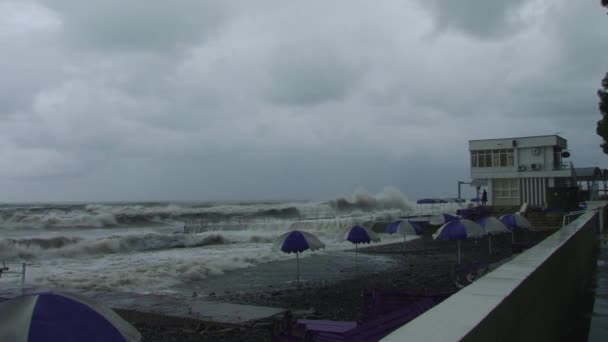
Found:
<box><xmin>265</xmin><ymin>41</ymin><xmax>364</xmax><ymax>106</ymax></box>
<box><xmin>419</xmin><ymin>0</ymin><xmax>531</xmax><ymax>39</ymax></box>
<box><xmin>0</xmin><ymin>0</ymin><xmax>606</xmax><ymax>202</ymax></box>
<box><xmin>42</xmin><ymin>0</ymin><xmax>229</xmax><ymax>51</ymax></box>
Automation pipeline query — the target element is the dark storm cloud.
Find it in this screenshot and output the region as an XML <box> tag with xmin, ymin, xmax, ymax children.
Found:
<box><xmin>419</xmin><ymin>0</ymin><xmax>531</xmax><ymax>39</ymax></box>
<box><xmin>0</xmin><ymin>0</ymin><xmax>606</xmax><ymax>202</ymax></box>
<box><xmin>41</xmin><ymin>0</ymin><xmax>228</xmax><ymax>51</ymax></box>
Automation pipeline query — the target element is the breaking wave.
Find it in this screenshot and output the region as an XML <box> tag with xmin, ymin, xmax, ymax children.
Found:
<box><xmin>0</xmin><ymin>188</ymin><xmax>414</xmax><ymax>230</ymax></box>
<box><xmin>328</xmin><ymin>187</ymin><xmax>413</xmax><ymax>212</ymax></box>
<box><xmin>0</xmin><ymin>233</ymin><xmax>227</xmax><ymax>260</ymax></box>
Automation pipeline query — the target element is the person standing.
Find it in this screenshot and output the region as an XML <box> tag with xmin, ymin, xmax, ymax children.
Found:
<box><xmin>481</xmin><ymin>189</ymin><xmax>488</xmax><ymax>206</ymax></box>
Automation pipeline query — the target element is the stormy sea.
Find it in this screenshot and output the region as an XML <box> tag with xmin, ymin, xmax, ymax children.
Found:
<box><xmin>0</xmin><ymin>188</ymin><xmax>454</xmax><ymax>297</ymax></box>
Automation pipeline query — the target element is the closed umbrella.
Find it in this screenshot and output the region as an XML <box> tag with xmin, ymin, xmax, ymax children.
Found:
<box><xmin>433</xmin><ymin>218</ymin><xmax>485</xmax><ymax>264</ymax></box>
<box><xmin>273</xmin><ymin>230</ymin><xmax>325</xmax><ymax>283</ymax></box>
<box><xmin>346</xmin><ymin>225</ymin><xmax>380</xmax><ymax>266</ymax></box>
<box><xmin>0</xmin><ymin>292</ymin><xmax>141</xmax><ymax>342</ymax></box>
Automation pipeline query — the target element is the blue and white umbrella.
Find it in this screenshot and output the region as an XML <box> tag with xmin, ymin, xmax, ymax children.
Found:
<box><xmin>0</xmin><ymin>292</ymin><xmax>141</xmax><ymax>342</ymax></box>
<box><xmin>442</xmin><ymin>213</ymin><xmax>460</xmax><ymax>223</ymax></box>
<box><xmin>346</xmin><ymin>225</ymin><xmax>380</xmax><ymax>266</ymax></box>
<box><xmin>499</xmin><ymin>213</ymin><xmax>532</xmax><ymax>231</ymax></box>
<box><xmin>433</xmin><ymin>219</ymin><xmax>485</xmax><ymax>264</ymax></box>
<box><xmin>274</xmin><ymin>230</ymin><xmax>325</xmax><ymax>282</ymax></box>
<box><xmin>476</xmin><ymin>217</ymin><xmax>510</xmax><ymax>255</ymax></box>
<box><xmin>499</xmin><ymin>213</ymin><xmax>532</xmax><ymax>244</ymax></box>
<box><xmin>385</xmin><ymin>220</ymin><xmax>422</xmax><ymax>252</ymax></box>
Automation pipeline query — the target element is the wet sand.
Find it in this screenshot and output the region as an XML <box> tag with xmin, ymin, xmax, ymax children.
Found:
<box><xmin>126</xmin><ymin>230</ymin><xmax>555</xmax><ymax>341</ymax></box>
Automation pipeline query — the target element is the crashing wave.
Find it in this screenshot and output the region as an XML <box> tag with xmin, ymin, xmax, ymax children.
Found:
<box><xmin>0</xmin><ymin>233</ymin><xmax>227</xmax><ymax>260</ymax></box>
<box><xmin>0</xmin><ymin>188</ymin><xmax>414</xmax><ymax>230</ymax></box>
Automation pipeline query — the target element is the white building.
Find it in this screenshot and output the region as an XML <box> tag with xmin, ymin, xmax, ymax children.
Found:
<box><xmin>469</xmin><ymin>135</ymin><xmax>575</xmax><ymax>207</ymax></box>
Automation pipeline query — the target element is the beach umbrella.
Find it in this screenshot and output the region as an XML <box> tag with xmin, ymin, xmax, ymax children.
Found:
<box><xmin>433</xmin><ymin>219</ymin><xmax>485</xmax><ymax>264</ymax></box>
<box><xmin>274</xmin><ymin>230</ymin><xmax>325</xmax><ymax>283</ymax></box>
<box><xmin>476</xmin><ymin>217</ymin><xmax>510</xmax><ymax>255</ymax></box>
<box><xmin>499</xmin><ymin>213</ymin><xmax>532</xmax><ymax>243</ymax></box>
<box><xmin>346</xmin><ymin>225</ymin><xmax>380</xmax><ymax>266</ymax></box>
<box><xmin>385</xmin><ymin>220</ymin><xmax>422</xmax><ymax>252</ymax></box>
<box><xmin>0</xmin><ymin>291</ymin><xmax>141</xmax><ymax>342</ymax></box>
<box><xmin>442</xmin><ymin>213</ymin><xmax>460</xmax><ymax>223</ymax></box>
<box><xmin>499</xmin><ymin>213</ymin><xmax>532</xmax><ymax>230</ymax></box>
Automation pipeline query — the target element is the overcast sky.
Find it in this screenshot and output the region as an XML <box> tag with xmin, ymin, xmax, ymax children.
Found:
<box><xmin>1</xmin><ymin>0</ymin><xmax>607</xmax><ymax>203</ymax></box>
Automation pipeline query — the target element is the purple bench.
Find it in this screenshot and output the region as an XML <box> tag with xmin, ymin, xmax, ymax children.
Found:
<box><xmin>296</xmin><ymin>289</ymin><xmax>454</xmax><ymax>341</ymax></box>
<box><xmin>301</xmin><ymin>297</ymin><xmax>436</xmax><ymax>341</ymax></box>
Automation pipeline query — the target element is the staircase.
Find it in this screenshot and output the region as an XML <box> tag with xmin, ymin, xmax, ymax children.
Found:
<box><xmin>488</xmin><ymin>206</ymin><xmax>520</xmax><ymax>218</ymax></box>
<box><xmin>489</xmin><ymin>206</ymin><xmax>563</xmax><ymax>230</ymax></box>
<box><xmin>525</xmin><ymin>211</ymin><xmax>564</xmax><ymax>230</ymax></box>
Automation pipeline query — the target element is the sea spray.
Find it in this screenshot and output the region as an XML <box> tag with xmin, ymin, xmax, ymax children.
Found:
<box><xmin>329</xmin><ymin>187</ymin><xmax>414</xmax><ymax>213</ymax></box>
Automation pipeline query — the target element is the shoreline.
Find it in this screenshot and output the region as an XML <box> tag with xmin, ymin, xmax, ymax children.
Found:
<box><xmin>1</xmin><ymin>230</ymin><xmax>555</xmax><ymax>341</ymax></box>
<box><xmin>124</xmin><ymin>231</ymin><xmax>554</xmax><ymax>341</ymax></box>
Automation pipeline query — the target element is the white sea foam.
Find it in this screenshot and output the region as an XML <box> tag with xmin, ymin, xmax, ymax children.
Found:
<box><xmin>0</xmin><ymin>189</ymin><xmax>460</xmax><ymax>295</ymax></box>
<box><xmin>0</xmin><ymin>188</ymin><xmax>416</xmax><ymax>230</ymax></box>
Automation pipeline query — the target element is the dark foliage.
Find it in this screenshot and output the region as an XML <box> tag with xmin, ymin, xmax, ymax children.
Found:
<box><xmin>597</xmin><ymin>1</ymin><xmax>607</xmax><ymax>153</ymax></box>
<box><xmin>597</xmin><ymin>73</ymin><xmax>608</xmax><ymax>153</ymax></box>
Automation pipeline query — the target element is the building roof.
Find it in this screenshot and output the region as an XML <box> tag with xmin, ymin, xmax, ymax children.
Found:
<box><xmin>574</xmin><ymin>167</ymin><xmax>608</xmax><ymax>181</ymax></box>
<box><xmin>469</xmin><ymin>134</ymin><xmax>565</xmax><ymax>143</ymax></box>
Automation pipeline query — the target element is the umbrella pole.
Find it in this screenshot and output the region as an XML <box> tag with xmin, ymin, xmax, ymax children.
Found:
<box><xmin>489</xmin><ymin>236</ymin><xmax>492</xmax><ymax>255</ymax></box>
<box><xmin>403</xmin><ymin>234</ymin><xmax>406</xmax><ymax>255</ymax></box>
<box><xmin>355</xmin><ymin>244</ymin><xmax>358</xmax><ymax>267</ymax></box>
<box><xmin>511</xmin><ymin>231</ymin><xmax>515</xmax><ymax>244</ymax></box>
<box><xmin>297</xmin><ymin>252</ymin><xmax>300</xmax><ymax>284</ymax></box>
<box><xmin>458</xmin><ymin>241</ymin><xmax>461</xmax><ymax>264</ymax></box>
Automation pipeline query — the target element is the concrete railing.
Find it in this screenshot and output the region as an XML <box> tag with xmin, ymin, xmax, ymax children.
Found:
<box><xmin>382</xmin><ymin>202</ymin><xmax>606</xmax><ymax>342</ymax></box>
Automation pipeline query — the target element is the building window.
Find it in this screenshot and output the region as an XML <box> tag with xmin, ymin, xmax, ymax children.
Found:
<box><xmin>471</xmin><ymin>149</ymin><xmax>515</xmax><ymax>168</ymax></box>
<box><xmin>494</xmin><ymin>178</ymin><xmax>519</xmax><ymax>199</ymax></box>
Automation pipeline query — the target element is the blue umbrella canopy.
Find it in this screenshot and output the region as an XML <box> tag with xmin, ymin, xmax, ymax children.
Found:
<box><xmin>0</xmin><ymin>292</ymin><xmax>141</xmax><ymax>342</ymax></box>
<box><xmin>385</xmin><ymin>220</ymin><xmax>421</xmax><ymax>236</ymax></box>
<box><xmin>476</xmin><ymin>217</ymin><xmax>510</xmax><ymax>255</ymax></box>
<box><xmin>499</xmin><ymin>213</ymin><xmax>532</xmax><ymax>231</ymax></box>
<box><xmin>433</xmin><ymin>219</ymin><xmax>486</xmax><ymax>241</ymax></box>
<box><xmin>273</xmin><ymin>230</ymin><xmax>325</xmax><ymax>283</ymax></box>
<box><xmin>476</xmin><ymin>217</ymin><xmax>510</xmax><ymax>235</ymax></box>
<box><xmin>433</xmin><ymin>219</ymin><xmax>485</xmax><ymax>264</ymax></box>
<box><xmin>346</xmin><ymin>225</ymin><xmax>380</xmax><ymax>244</ymax></box>
<box><xmin>274</xmin><ymin>230</ymin><xmax>325</xmax><ymax>253</ymax></box>
<box><xmin>442</xmin><ymin>213</ymin><xmax>460</xmax><ymax>223</ymax></box>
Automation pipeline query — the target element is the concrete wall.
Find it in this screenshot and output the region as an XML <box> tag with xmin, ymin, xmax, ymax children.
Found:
<box><xmin>461</xmin><ymin>213</ymin><xmax>597</xmax><ymax>341</ymax></box>
<box><xmin>382</xmin><ymin>203</ymin><xmax>605</xmax><ymax>342</ymax></box>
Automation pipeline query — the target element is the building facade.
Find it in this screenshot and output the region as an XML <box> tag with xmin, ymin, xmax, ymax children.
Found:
<box><xmin>469</xmin><ymin>135</ymin><xmax>575</xmax><ymax>207</ymax></box>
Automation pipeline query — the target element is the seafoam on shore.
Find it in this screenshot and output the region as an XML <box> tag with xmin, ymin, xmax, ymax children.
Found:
<box><xmin>0</xmin><ymin>189</ymin><xmax>462</xmax><ymax>297</ymax></box>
